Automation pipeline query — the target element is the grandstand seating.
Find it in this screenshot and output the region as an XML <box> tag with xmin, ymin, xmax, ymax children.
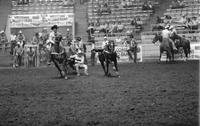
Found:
<box><xmin>87</xmin><ymin>0</ymin><xmax>158</xmax><ymax>47</ymax></box>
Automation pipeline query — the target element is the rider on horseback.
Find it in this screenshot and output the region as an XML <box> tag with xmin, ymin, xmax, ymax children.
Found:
<box><xmin>47</xmin><ymin>25</ymin><xmax>63</xmax><ymax>65</ymax></box>
<box><xmin>161</xmin><ymin>25</ymin><xmax>177</xmax><ymax>51</ymax></box>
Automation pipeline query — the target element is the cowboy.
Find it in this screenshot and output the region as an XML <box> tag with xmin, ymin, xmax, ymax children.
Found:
<box><xmin>13</xmin><ymin>42</ymin><xmax>23</xmax><ymax>68</ymax></box>
<box><xmin>169</xmin><ymin>25</ymin><xmax>178</xmax><ymax>50</ymax></box>
<box><xmin>26</xmin><ymin>47</ymin><xmax>36</xmax><ymax>67</ymax></box>
<box><xmin>0</xmin><ymin>30</ymin><xmax>8</xmax><ymax>53</ymax></box>
<box><xmin>47</xmin><ymin>25</ymin><xmax>62</xmax><ymax>65</ymax></box>
<box><xmin>102</xmin><ymin>36</ymin><xmax>109</xmax><ymax>51</ymax></box>
<box><xmin>16</xmin><ymin>30</ymin><xmax>25</xmax><ymax>48</ymax></box>
<box><xmin>10</xmin><ymin>32</ymin><xmax>17</xmax><ymax>55</ymax></box>
<box><xmin>127</xmin><ymin>36</ymin><xmax>138</xmax><ymax>63</ymax></box>
<box><xmin>70</xmin><ymin>50</ymin><xmax>88</xmax><ymax>76</ymax></box>
<box><xmin>161</xmin><ymin>25</ymin><xmax>177</xmax><ymax>51</ymax></box>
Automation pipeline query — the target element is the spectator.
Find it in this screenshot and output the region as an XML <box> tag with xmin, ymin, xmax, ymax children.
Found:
<box><xmin>40</xmin><ymin>28</ymin><xmax>49</xmax><ymax>44</ymax></box>
<box><xmin>109</xmin><ymin>22</ymin><xmax>118</xmax><ymax>35</ymax></box>
<box><xmin>117</xmin><ymin>22</ymin><xmax>124</xmax><ymax>32</ymax></box>
<box><xmin>87</xmin><ymin>23</ymin><xmax>95</xmax><ymax>38</ymax></box>
<box><xmin>66</xmin><ymin>28</ymin><xmax>73</xmax><ymax>43</ymax></box>
<box><xmin>32</xmin><ymin>32</ymin><xmax>40</xmax><ymax>45</ymax></box>
<box><xmin>131</xmin><ymin>17</ymin><xmax>137</xmax><ymax>27</ymax></box>
<box><xmin>16</xmin><ymin>30</ymin><xmax>26</xmax><ymax>48</ymax></box>
<box><xmin>171</xmin><ymin>0</ymin><xmax>186</xmax><ymax>9</ymax></box>
<box><xmin>115</xmin><ymin>35</ymin><xmax>122</xmax><ymax>46</ymax></box>
<box><xmin>13</xmin><ymin>42</ymin><xmax>24</xmax><ymax>68</ymax></box>
<box><xmin>156</xmin><ymin>16</ymin><xmax>164</xmax><ymax>24</ymax></box>
<box><xmin>0</xmin><ymin>30</ymin><xmax>8</xmax><ymax>53</ymax></box>
<box><xmin>10</xmin><ymin>32</ymin><xmax>17</xmax><ymax>55</ymax></box>
<box><xmin>26</xmin><ymin>47</ymin><xmax>36</xmax><ymax>67</ymax></box>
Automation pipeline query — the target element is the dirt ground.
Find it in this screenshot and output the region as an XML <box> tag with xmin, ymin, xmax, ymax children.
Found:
<box><xmin>0</xmin><ymin>61</ymin><xmax>199</xmax><ymax>126</ymax></box>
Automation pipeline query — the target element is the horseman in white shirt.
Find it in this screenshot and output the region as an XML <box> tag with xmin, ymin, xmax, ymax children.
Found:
<box><xmin>102</xmin><ymin>36</ymin><xmax>109</xmax><ymax>51</ymax></box>
<box><xmin>161</xmin><ymin>25</ymin><xmax>177</xmax><ymax>50</ymax></box>
<box><xmin>46</xmin><ymin>25</ymin><xmax>62</xmax><ymax>65</ymax></box>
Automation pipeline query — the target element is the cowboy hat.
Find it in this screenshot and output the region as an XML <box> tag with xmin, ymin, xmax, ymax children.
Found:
<box><xmin>51</xmin><ymin>25</ymin><xmax>58</xmax><ymax>30</ymax></box>
<box><xmin>18</xmin><ymin>30</ymin><xmax>22</xmax><ymax>33</ymax></box>
<box><xmin>0</xmin><ymin>30</ymin><xmax>4</xmax><ymax>34</ymax></box>
<box><xmin>77</xmin><ymin>50</ymin><xmax>83</xmax><ymax>54</ymax></box>
<box><xmin>169</xmin><ymin>26</ymin><xmax>174</xmax><ymax>30</ymax></box>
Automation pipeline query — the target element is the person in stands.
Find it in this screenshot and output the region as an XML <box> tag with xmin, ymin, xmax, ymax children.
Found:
<box><xmin>32</xmin><ymin>32</ymin><xmax>40</xmax><ymax>45</ymax></box>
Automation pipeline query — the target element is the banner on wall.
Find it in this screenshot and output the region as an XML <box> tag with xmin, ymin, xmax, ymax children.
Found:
<box><xmin>9</xmin><ymin>13</ymin><xmax>74</xmax><ymax>28</ymax></box>
<box><xmin>190</xmin><ymin>43</ymin><xmax>200</xmax><ymax>59</ymax></box>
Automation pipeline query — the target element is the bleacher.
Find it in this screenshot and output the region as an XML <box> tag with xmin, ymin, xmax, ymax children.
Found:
<box><xmin>143</xmin><ymin>0</ymin><xmax>200</xmax><ymax>44</ymax></box>
<box><xmin>11</xmin><ymin>0</ymin><xmax>74</xmax><ymax>15</ymax></box>
<box><xmin>87</xmin><ymin>0</ymin><xmax>158</xmax><ymax>47</ymax></box>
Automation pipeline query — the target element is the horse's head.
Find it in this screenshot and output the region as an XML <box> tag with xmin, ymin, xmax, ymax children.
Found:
<box><xmin>107</xmin><ymin>40</ymin><xmax>115</xmax><ymax>52</ymax></box>
<box><xmin>152</xmin><ymin>33</ymin><xmax>162</xmax><ymax>44</ymax></box>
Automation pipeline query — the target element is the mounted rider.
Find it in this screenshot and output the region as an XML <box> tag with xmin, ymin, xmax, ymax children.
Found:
<box><xmin>161</xmin><ymin>25</ymin><xmax>177</xmax><ymax>50</ymax></box>
<box><xmin>47</xmin><ymin>25</ymin><xmax>64</xmax><ymax>65</ymax></box>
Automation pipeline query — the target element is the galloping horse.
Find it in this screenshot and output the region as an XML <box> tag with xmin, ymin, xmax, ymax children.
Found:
<box><xmin>170</xmin><ymin>33</ymin><xmax>191</xmax><ymax>60</ymax></box>
<box><xmin>152</xmin><ymin>33</ymin><xmax>174</xmax><ymax>62</ymax></box>
<box><xmin>93</xmin><ymin>40</ymin><xmax>120</xmax><ymax>77</ymax></box>
<box><xmin>50</xmin><ymin>35</ymin><xmax>75</xmax><ymax>79</ymax></box>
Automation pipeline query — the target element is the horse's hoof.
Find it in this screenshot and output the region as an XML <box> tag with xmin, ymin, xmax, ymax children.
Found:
<box><xmin>64</xmin><ymin>76</ymin><xmax>68</xmax><ymax>80</ymax></box>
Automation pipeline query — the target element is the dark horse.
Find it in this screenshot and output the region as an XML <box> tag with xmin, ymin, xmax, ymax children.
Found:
<box><xmin>152</xmin><ymin>33</ymin><xmax>191</xmax><ymax>62</ymax></box>
<box><xmin>170</xmin><ymin>33</ymin><xmax>191</xmax><ymax>61</ymax></box>
<box><xmin>50</xmin><ymin>35</ymin><xmax>75</xmax><ymax>79</ymax></box>
<box><xmin>93</xmin><ymin>40</ymin><xmax>120</xmax><ymax>77</ymax></box>
<box><xmin>152</xmin><ymin>33</ymin><xmax>174</xmax><ymax>62</ymax></box>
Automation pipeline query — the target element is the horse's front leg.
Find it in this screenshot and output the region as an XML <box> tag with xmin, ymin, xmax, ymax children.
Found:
<box><xmin>100</xmin><ymin>61</ymin><xmax>107</xmax><ymax>76</ymax></box>
<box><xmin>113</xmin><ymin>58</ymin><xmax>120</xmax><ymax>77</ymax></box>
<box><xmin>106</xmin><ymin>60</ymin><xmax>111</xmax><ymax>77</ymax></box>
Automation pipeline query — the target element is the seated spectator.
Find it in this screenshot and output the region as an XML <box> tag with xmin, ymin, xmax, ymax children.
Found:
<box><xmin>87</xmin><ymin>23</ymin><xmax>95</xmax><ymax>35</ymax></box>
<box><xmin>99</xmin><ymin>22</ymin><xmax>109</xmax><ymax>34</ymax></box>
<box><xmin>131</xmin><ymin>17</ymin><xmax>137</xmax><ymax>27</ymax></box>
<box><xmin>101</xmin><ymin>2</ymin><xmax>111</xmax><ymax>14</ymax></box>
<box><xmin>115</xmin><ymin>35</ymin><xmax>122</xmax><ymax>44</ymax></box>
<box><xmin>142</xmin><ymin>0</ymin><xmax>154</xmax><ymax>10</ymax></box>
<box><xmin>117</xmin><ymin>22</ymin><xmax>124</xmax><ymax>32</ymax></box>
<box><xmin>156</xmin><ymin>16</ymin><xmax>164</xmax><ymax>24</ymax></box>
<box><xmin>109</xmin><ymin>22</ymin><xmax>118</xmax><ymax>35</ymax></box>
<box><xmin>32</xmin><ymin>32</ymin><xmax>40</xmax><ymax>45</ymax></box>
<box><xmin>186</xmin><ymin>17</ymin><xmax>199</xmax><ymax>31</ymax></box>
<box><xmin>121</xmin><ymin>0</ymin><xmax>127</xmax><ymax>8</ymax></box>
<box><xmin>126</xmin><ymin>0</ymin><xmax>132</xmax><ymax>7</ymax></box>
<box><xmin>171</xmin><ymin>0</ymin><xmax>186</xmax><ymax>9</ymax></box>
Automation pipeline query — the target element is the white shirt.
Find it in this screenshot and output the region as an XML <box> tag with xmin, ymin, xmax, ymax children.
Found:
<box><xmin>10</xmin><ymin>34</ymin><xmax>16</xmax><ymax>41</ymax></box>
<box><xmin>70</xmin><ymin>54</ymin><xmax>84</xmax><ymax>64</ymax></box>
<box><xmin>102</xmin><ymin>40</ymin><xmax>109</xmax><ymax>49</ymax></box>
<box><xmin>161</xmin><ymin>29</ymin><xmax>170</xmax><ymax>39</ymax></box>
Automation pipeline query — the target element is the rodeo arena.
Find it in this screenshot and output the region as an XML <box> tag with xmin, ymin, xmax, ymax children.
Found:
<box><xmin>0</xmin><ymin>0</ymin><xmax>199</xmax><ymax>125</ymax></box>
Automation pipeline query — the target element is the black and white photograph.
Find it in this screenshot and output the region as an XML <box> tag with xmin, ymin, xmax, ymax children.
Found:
<box><xmin>0</xmin><ymin>0</ymin><xmax>199</xmax><ymax>125</ymax></box>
